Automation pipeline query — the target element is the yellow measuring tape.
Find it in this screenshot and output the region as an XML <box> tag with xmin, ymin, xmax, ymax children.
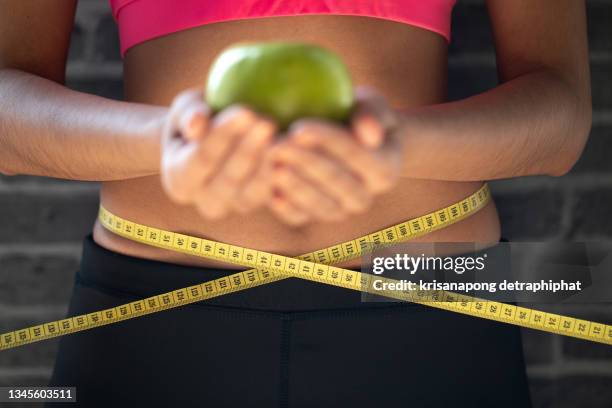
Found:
<box><xmin>1</xmin><ymin>183</ymin><xmax>611</xmax><ymax>351</ymax></box>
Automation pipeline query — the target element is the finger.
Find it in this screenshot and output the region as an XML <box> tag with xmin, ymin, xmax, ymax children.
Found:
<box><xmin>288</xmin><ymin>121</ymin><xmax>396</xmax><ymax>193</ymax></box>
<box><xmin>353</xmin><ymin>87</ymin><xmax>398</xmax><ymax>145</ymax></box>
<box><xmin>354</xmin><ymin>87</ymin><xmax>397</xmax><ymax>129</ymax></box>
<box><xmin>170</xmin><ymin>89</ymin><xmax>205</xmax><ymax>114</ymax></box>
<box><xmin>273</xmin><ymin>144</ymin><xmax>372</xmax><ymax>214</ymax></box>
<box><xmin>355</xmin><ymin>87</ymin><xmax>398</xmax><ymax>129</ymax></box>
<box><xmin>178</xmin><ymin>104</ymin><xmax>210</xmax><ymax>142</ymax></box>
<box><xmin>267</xmin><ymin>193</ymin><xmax>311</xmax><ymax>227</ymax></box>
<box><xmin>352</xmin><ymin>92</ymin><xmax>385</xmax><ymax>148</ymax></box>
<box><xmin>193</xmin><ymin>191</ymin><xmax>230</xmax><ymax>220</ymax></box>
<box><xmin>169</xmin><ymin>89</ymin><xmax>209</xmax><ymax>140</ymax></box>
<box><xmin>273</xmin><ymin>167</ymin><xmax>344</xmax><ymax>221</ymax></box>
<box><xmin>161</xmin><ymin>142</ymin><xmax>209</xmax><ymax>204</ymax></box>
<box><xmin>233</xmin><ymin>148</ymin><xmax>276</xmax><ymax>214</ymax></box>
<box><xmin>192</xmin><ymin>108</ymin><xmax>264</xmax><ymax>217</ymax></box>
<box><xmin>219</xmin><ymin>119</ymin><xmax>276</xmax><ymax>184</ymax></box>
<box><xmin>162</xmin><ymin>104</ymin><xmax>257</xmax><ymax>204</ymax></box>
<box><xmin>196</xmin><ymin>105</ymin><xmax>258</xmax><ymax>185</ymax></box>
<box><xmin>206</xmin><ymin>119</ymin><xmax>276</xmax><ymax>204</ymax></box>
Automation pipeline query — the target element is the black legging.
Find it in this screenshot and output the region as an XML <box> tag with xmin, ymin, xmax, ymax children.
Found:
<box><xmin>48</xmin><ymin>235</ymin><xmax>531</xmax><ymax>407</ymax></box>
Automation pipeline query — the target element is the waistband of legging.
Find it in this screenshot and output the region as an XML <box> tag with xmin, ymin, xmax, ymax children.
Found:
<box><xmin>77</xmin><ymin>234</ymin><xmax>510</xmax><ymax>312</ymax></box>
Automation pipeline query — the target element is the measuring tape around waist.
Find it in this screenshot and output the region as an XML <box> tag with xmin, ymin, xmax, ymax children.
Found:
<box><xmin>1</xmin><ymin>183</ymin><xmax>610</xmax><ymax>351</ymax></box>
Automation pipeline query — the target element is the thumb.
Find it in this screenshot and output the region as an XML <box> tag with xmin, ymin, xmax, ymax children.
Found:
<box><xmin>352</xmin><ymin>87</ymin><xmax>397</xmax><ymax>149</ymax></box>
<box><xmin>179</xmin><ymin>104</ymin><xmax>210</xmax><ymax>142</ymax></box>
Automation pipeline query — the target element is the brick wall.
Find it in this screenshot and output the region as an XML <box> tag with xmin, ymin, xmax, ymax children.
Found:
<box><xmin>0</xmin><ymin>1</ymin><xmax>611</xmax><ymax>406</ymax></box>
<box><xmin>448</xmin><ymin>2</ymin><xmax>612</xmax><ymax>406</ymax></box>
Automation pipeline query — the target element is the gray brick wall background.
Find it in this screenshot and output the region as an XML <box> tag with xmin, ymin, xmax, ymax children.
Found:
<box><xmin>0</xmin><ymin>0</ymin><xmax>610</xmax><ymax>406</ymax></box>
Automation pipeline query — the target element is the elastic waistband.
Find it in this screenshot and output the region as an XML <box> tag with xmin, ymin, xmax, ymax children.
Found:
<box><xmin>77</xmin><ymin>235</ymin><xmax>509</xmax><ymax>312</ymax></box>
<box><xmin>78</xmin><ymin>235</ymin><xmax>371</xmax><ymax>312</ymax></box>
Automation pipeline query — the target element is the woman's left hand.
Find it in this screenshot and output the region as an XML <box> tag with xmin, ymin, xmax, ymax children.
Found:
<box><xmin>267</xmin><ymin>87</ymin><xmax>405</xmax><ymax>226</ymax></box>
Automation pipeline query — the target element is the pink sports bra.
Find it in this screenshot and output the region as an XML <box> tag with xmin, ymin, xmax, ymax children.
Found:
<box><xmin>110</xmin><ymin>0</ymin><xmax>456</xmax><ymax>56</ymax></box>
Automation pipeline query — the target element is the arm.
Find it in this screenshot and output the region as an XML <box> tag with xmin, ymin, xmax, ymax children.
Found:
<box><xmin>0</xmin><ymin>1</ymin><xmax>164</xmax><ymax>180</ymax></box>
<box><xmin>0</xmin><ymin>2</ymin><xmax>280</xmax><ymax>222</ymax></box>
<box><xmin>399</xmin><ymin>0</ymin><xmax>592</xmax><ymax>180</ymax></box>
<box><xmin>266</xmin><ymin>0</ymin><xmax>591</xmax><ymax>224</ymax></box>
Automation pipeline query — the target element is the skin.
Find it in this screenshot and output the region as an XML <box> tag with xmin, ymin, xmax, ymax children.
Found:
<box><xmin>0</xmin><ymin>1</ymin><xmax>591</xmax><ymax>270</ymax></box>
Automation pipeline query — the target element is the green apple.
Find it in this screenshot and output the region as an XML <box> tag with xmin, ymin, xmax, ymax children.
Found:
<box><xmin>206</xmin><ymin>42</ymin><xmax>353</xmax><ymax>129</ymax></box>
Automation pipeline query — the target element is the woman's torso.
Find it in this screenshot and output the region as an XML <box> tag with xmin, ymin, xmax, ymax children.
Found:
<box><xmin>93</xmin><ymin>15</ymin><xmax>501</xmax><ymax>269</ymax></box>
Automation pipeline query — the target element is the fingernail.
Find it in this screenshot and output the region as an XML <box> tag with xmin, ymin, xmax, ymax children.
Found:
<box><xmin>252</xmin><ymin>123</ymin><xmax>273</xmax><ymax>143</ymax></box>
<box><xmin>359</xmin><ymin>119</ymin><xmax>384</xmax><ymax>148</ymax></box>
<box><xmin>293</xmin><ymin>131</ymin><xmax>314</xmax><ymax>146</ymax></box>
<box><xmin>187</xmin><ymin>114</ymin><xmax>205</xmax><ymax>140</ymax></box>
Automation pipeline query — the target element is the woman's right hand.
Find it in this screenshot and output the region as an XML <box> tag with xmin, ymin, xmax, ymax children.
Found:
<box><xmin>160</xmin><ymin>89</ymin><xmax>277</xmax><ymax>220</ymax></box>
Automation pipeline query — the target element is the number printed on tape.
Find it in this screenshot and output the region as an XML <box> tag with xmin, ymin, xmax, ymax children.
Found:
<box><xmin>3</xmin><ymin>185</ymin><xmax>611</xmax><ymax>352</ymax></box>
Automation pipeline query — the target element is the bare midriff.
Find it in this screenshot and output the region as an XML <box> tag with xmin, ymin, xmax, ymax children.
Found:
<box><xmin>93</xmin><ymin>15</ymin><xmax>501</xmax><ymax>269</ymax></box>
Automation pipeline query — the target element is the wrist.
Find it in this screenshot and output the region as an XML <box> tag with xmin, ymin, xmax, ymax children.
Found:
<box><xmin>134</xmin><ymin>106</ymin><xmax>168</xmax><ymax>175</ymax></box>
<box><xmin>394</xmin><ymin>108</ymin><xmax>427</xmax><ymax>175</ymax></box>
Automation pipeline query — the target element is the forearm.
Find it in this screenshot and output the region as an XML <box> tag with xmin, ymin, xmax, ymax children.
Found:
<box><xmin>0</xmin><ymin>68</ymin><xmax>166</xmax><ymax>180</ymax></box>
<box><xmin>399</xmin><ymin>68</ymin><xmax>592</xmax><ymax>181</ymax></box>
